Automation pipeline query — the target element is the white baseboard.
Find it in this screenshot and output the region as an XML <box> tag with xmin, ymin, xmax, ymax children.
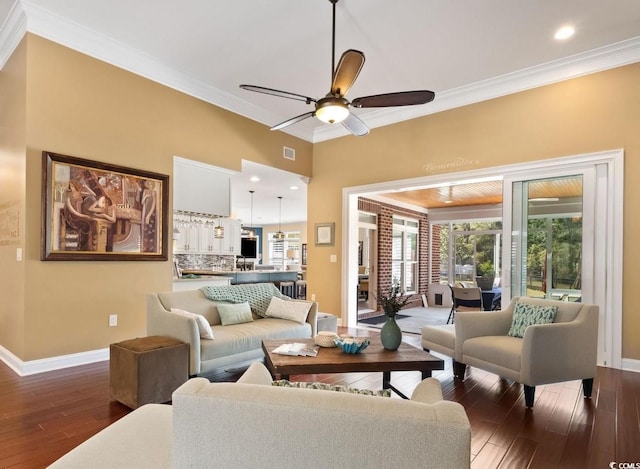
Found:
<box><xmin>1</xmin><ymin>343</ymin><xmax>638</xmax><ymax>376</ymax></box>
<box><xmin>621</xmin><ymin>358</ymin><xmax>640</xmax><ymax>373</ymax></box>
<box><xmin>0</xmin><ymin>345</ymin><xmax>109</xmax><ymax>376</ymax></box>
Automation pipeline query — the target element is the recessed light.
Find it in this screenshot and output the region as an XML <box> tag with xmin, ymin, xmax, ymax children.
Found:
<box><xmin>444</xmin><ymin>200</ymin><xmax>453</xmax><ymax>204</ymax></box>
<box><xmin>289</xmin><ymin>185</ymin><xmax>299</xmax><ymax>190</ymax></box>
<box><xmin>554</xmin><ymin>25</ymin><xmax>575</xmax><ymax>40</ymax></box>
<box><xmin>250</xmin><ymin>176</ymin><xmax>260</xmax><ymax>182</ymax></box>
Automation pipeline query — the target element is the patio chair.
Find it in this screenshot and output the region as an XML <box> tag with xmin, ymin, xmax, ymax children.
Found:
<box><xmin>448</xmin><ymin>286</ymin><xmax>482</xmax><ymax>324</ymax></box>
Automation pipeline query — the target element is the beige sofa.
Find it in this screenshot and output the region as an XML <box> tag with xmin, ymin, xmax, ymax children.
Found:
<box><xmin>422</xmin><ymin>296</ymin><xmax>599</xmax><ymax>407</ymax></box>
<box><xmin>48</xmin><ymin>362</ymin><xmax>471</xmax><ymax>468</ymax></box>
<box><xmin>147</xmin><ymin>286</ymin><xmax>318</xmax><ymax>375</ymax></box>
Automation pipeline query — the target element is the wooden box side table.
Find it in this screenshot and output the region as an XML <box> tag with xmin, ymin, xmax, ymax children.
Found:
<box><xmin>110</xmin><ymin>335</ymin><xmax>189</xmax><ymax>409</ymax></box>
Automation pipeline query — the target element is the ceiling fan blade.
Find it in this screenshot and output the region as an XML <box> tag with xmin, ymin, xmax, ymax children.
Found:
<box><xmin>341</xmin><ymin>112</ymin><xmax>369</xmax><ymax>137</ymax></box>
<box><xmin>330</xmin><ymin>49</ymin><xmax>365</xmax><ymax>97</ymax></box>
<box><xmin>352</xmin><ymin>90</ymin><xmax>435</xmax><ymax>108</ymax></box>
<box><xmin>240</xmin><ymin>84</ymin><xmax>316</xmax><ymax>104</ymax></box>
<box><xmin>270</xmin><ymin>111</ymin><xmax>315</xmax><ymax>131</ymax></box>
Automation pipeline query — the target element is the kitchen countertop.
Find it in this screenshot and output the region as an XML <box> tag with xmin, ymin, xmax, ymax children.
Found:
<box><xmin>177</xmin><ymin>269</ymin><xmax>299</xmax><ymax>284</ymax></box>
<box><xmin>180</xmin><ymin>269</ymin><xmax>293</xmax><ymax>275</ymax></box>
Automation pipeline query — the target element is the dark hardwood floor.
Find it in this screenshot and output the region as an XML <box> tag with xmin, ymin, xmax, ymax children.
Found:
<box><xmin>1</xmin><ymin>331</ymin><xmax>639</xmax><ymax>468</ymax></box>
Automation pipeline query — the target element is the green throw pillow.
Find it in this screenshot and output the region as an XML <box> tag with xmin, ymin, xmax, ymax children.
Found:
<box><xmin>217</xmin><ymin>302</ymin><xmax>254</xmax><ymax>326</ymax></box>
<box><xmin>202</xmin><ymin>283</ymin><xmax>288</xmax><ymax>317</ymax></box>
<box><xmin>272</xmin><ymin>380</ymin><xmax>391</xmax><ymax>397</ymax></box>
<box><xmin>507</xmin><ymin>302</ymin><xmax>558</xmax><ymax>338</ymax></box>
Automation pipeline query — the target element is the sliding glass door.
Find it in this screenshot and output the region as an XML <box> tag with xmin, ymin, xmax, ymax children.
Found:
<box><xmin>509</xmin><ymin>175</ymin><xmax>586</xmax><ymax>301</ymax></box>
<box><xmin>503</xmin><ymin>164</ymin><xmax>614</xmax><ymax>366</ymax></box>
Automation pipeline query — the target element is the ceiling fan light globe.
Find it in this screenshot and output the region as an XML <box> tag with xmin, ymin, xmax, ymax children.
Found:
<box><xmin>315</xmin><ymin>98</ymin><xmax>350</xmax><ymax>124</ymax></box>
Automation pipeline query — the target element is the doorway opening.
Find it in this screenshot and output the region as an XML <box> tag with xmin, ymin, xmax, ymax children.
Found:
<box><xmin>343</xmin><ymin>150</ymin><xmax>623</xmax><ymax>369</ymax></box>
<box><xmin>357</xmin><ymin>211</ymin><xmax>377</xmax><ymax>316</ymax></box>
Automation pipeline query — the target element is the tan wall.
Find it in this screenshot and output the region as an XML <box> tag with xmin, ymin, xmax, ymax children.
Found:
<box><xmin>4</xmin><ymin>32</ymin><xmax>640</xmax><ymax>363</ymax></box>
<box><xmin>0</xmin><ymin>38</ymin><xmax>27</xmax><ymax>359</ymax></box>
<box><xmin>308</xmin><ymin>63</ymin><xmax>640</xmax><ymax>360</ymax></box>
<box><xmin>12</xmin><ymin>34</ymin><xmax>312</xmax><ymax>361</ymax></box>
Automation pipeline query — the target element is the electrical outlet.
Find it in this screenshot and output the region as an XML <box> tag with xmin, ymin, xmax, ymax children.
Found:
<box><xmin>330</xmin><ymin>254</ymin><xmax>337</xmax><ymax>263</ymax></box>
<box><xmin>109</xmin><ymin>314</ymin><xmax>118</xmax><ymax>327</ymax></box>
<box><xmin>311</xmin><ymin>294</ymin><xmax>316</xmax><ymax>301</ymax></box>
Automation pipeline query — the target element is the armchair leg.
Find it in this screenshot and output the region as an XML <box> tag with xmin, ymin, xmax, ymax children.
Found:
<box><xmin>524</xmin><ymin>385</ymin><xmax>535</xmax><ymax>408</ymax></box>
<box><xmin>582</xmin><ymin>378</ymin><xmax>594</xmax><ymax>398</ymax></box>
<box><xmin>453</xmin><ymin>360</ymin><xmax>466</xmax><ymax>380</ymax></box>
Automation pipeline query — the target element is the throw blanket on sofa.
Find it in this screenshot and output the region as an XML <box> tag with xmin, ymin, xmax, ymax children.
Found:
<box><xmin>202</xmin><ymin>283</ymin><xmax>288</xmax><ymax>317</ymax></box>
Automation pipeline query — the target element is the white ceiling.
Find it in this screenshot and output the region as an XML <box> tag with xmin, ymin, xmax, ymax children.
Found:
<box><xmin>2</xmin><ymin>0</ymin><xmax>640</xmax><ymax>222</ymax></box>
<box><xmin>229</xmin><ymin>160</ymin><xmax>308</xmax><ymax>227</ymax></box>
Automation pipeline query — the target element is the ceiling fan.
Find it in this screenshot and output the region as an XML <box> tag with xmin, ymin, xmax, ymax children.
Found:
<box><xmin>239</xmin><ymin>0</ymin><xmax>435</xmax><ymax>136</ymax></box>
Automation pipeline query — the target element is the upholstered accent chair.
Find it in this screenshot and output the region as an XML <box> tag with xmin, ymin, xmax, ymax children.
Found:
<box><xmin>423</xmin><ymin>296</ymin><xmax>599</xmax><ymax>408</ymax></box>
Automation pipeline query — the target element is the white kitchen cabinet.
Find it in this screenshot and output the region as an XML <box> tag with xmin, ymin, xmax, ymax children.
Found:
<box><xmin>173</xmin><ymin>217</ymin><xmax>211</xmax><ymax>253</ymax></box>
<box><xmin>173</xmin><ymin>215</ymin><xmax>240</xmax><ymax>254</ymax></box>
<box><xmin>219</xmin><ymin>218</ymin><xmax>242</xmax><ymax>255</ymax></box>
<box><xmin>173</xmin><ymin>157</ymin><xmax>233</xmax><ymax>216</ymax></box>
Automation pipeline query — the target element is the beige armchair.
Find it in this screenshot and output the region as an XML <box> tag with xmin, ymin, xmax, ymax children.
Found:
<box><xmin>453</xmin><ymin>296</ymin><xmax>599</xmax><ymax>407</ymax></box>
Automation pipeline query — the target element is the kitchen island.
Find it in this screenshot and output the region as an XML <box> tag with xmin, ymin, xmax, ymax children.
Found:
<box><xmin>210</xmin><ymin>270</ymin><xmax>298</xmax><ymax>285</ymax></box>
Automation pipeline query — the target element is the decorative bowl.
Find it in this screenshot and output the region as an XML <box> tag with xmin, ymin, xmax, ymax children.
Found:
<box><xmin>333</xmin><ymin>337</ymin><xmax>370</xmax><ymax>354</ymax></box>
<box><xmin>314</xmin><ymin>331</ymin><xmax>338</xmax><ymax>348</ymax></box>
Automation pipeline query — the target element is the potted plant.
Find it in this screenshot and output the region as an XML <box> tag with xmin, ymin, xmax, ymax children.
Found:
<box><xmin>374</xmin><ymin>284</ymin><xmax>410</xmax><ymax>350</ymax></box>
<box><xmin>475</xmin><ymin>262</ymin><xmax>495</xmax><ymax>290</ymax></box>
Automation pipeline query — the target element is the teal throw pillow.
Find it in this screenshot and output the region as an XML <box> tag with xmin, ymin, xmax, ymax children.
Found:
<box><xmin>217</xmin><ymin>302</ymin><xmax>254</xmax><ymax>326</ymax></box>
<box><xmin>272</xmin><ymin>380</ymin><xmax>391</xmax><ymax>397</ymax></box>
<box><xmin>507</xmin><ymin>302</ymin><xmax>557</xmax><ymax>338</ymax></box>
<box><xmin>202</xmin><ymin>283</ymin><xmax>288</xmax><ymax>317</ymax></box>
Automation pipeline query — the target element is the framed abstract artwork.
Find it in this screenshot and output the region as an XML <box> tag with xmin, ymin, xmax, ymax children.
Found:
<box><xmin>41</xmin><ymin>151</ymin><xmax>169</xmax><ymax>261</ymax></box>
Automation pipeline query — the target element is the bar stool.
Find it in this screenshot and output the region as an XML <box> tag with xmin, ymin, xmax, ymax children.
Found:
<box><xmin>278</xmin><ymin>281</ymin><xmax>296</xmax><ymax>298</ymax></box>
<box><xmin>295</xmin><ymin>279</ymin><xmax>307</xmax><ymax>299</ymax></box>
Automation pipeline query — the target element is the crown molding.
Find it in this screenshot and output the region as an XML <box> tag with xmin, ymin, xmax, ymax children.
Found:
<box><xmin>313</xmin><ymin>35</ymin><xmax>640</xmax><ymax>142</ymax></box>
<box><xmin>0</xmin><ymin>1</ymin><xmax>26</xmax><ymax>69</ymax></box>
<box><xmin>2</xmin><ymin>1</ymin><xmax>640</xmax><ymax>143</ymax></box>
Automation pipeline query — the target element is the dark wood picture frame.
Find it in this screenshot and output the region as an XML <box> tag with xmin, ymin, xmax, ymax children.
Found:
<box><xmin>41</xmin><ymin>151</ymin><xmax>169</xmax><ymax>261</ymax></box>
<box><xmin>301</xmin><ymin>243</ymin><xmax>307</xmax><ymax>266</ymax></box>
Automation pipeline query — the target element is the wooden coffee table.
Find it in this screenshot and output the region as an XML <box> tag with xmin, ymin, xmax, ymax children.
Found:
<box><xmin>262</xmin><ymin>336</ymin><xmax>444</xmax><ymax>399</ymax></box>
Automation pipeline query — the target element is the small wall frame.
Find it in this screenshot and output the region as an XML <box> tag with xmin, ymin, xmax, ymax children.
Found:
<box><xmin>315</xmin><ymin>222</ymin><xmax>335</xmax><ymax>246</ymax></box>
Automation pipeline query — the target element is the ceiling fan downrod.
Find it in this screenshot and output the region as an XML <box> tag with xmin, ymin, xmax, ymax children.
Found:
<box><xmin>330</xmin><ymin>0</ymin><xmax>338</xmax><ymax>90</ymax></box>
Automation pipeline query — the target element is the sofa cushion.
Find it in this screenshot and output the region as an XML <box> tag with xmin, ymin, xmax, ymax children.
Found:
<box><xmin>463</xmin><ymin>335</ymin><xmax>523</xmax><ymax>373</ymax></box>
<box><xmin>507</xmin><ymin>302</ymin><xmax>557</xmax><ymax>338</ymax></box>
<box><xmin>202</xmin><ymin>319</ymin><xmax>312</xmax><ymax>361</ymax></box>
<box><xmin>202</xmin><ymin>283</ymin><xmax>288</xmax><ymax>317</ymax></box>
<box><xmin>272</xmin><ymin>380</ymin><xmax>391</xmax><ymax>397</ymax></box>
<box><xmin>264</xmin><ymin>297</ymin><xmax>312</xmax><ymax>324</ymax></box>
<box><xmin>217</xmin><ymin>302</ymin><xmax>253</xmax><ymax>326</ymax></box>
<box><xmin>171</xmin><ymin>308</ymin><xmax>214</xmax><ymax>340</ymax></box>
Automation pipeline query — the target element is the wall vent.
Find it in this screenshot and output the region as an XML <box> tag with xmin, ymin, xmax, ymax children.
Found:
<box><xmin>283</xmin><ymin>146</ymin><xmax>295</xmax><ymax>160</ymax></box>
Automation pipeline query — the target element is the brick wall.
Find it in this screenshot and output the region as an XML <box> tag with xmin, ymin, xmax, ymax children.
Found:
<box><xmin>359</xmin><ymin>197</ymin><xmax>430</xmax><ymax>310</ymax></box>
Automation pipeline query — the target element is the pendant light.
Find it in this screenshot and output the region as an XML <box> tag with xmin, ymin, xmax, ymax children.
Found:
<box><xmin>214</xmin><ymin>217</ymin><xmax>224</xmax><ymax>238</ymax></box>
<box><xmin>274</xmin><ymin>196</ymin><xmax>285</xmax><ymax>240</ymax></box>
<box><xmin>247</xmin><ymin>190</ymin><xmax>256</xmax><ymax>238</ymax></box>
